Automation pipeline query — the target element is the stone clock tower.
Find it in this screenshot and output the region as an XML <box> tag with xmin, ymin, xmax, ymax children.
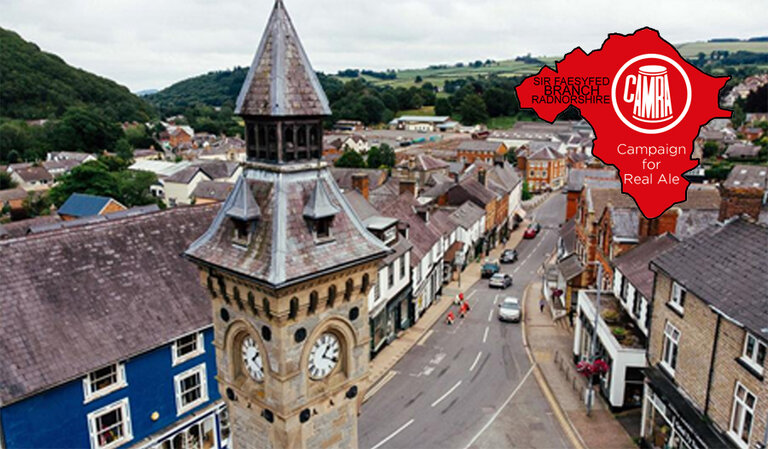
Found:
<box><xmin>185</xmin><ymin>1</ymin><xmax>390</xmax><ymax>448</ymax></box>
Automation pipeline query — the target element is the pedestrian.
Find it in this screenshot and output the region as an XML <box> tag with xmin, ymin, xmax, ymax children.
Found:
<box><xmin>539</xmin><ymin>298</ymin><xmax>546</xmax><ymax>313</ymax></box>
<box><xmin>460</xmin><ymin>300</ymin><xmax>470</xmax><ymax>318</ymax></box>
<box><xmin>446</xmin><ymin>311</ymin><xmax>455</xmax><ymax>325</ymax></box>
<box><xmin>568</xmin><ymin>308</ymin><xmax>575</xmax><ymax>327</ymax></box>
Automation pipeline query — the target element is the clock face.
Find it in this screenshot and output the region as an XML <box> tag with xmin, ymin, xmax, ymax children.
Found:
<box><xmin>308</xmin><ymin>333</ymin><xmax>340</xmax><ymax>380</ymax></box>
<box><xmin>241</xmin><ymin>335</ymin><xmax>264</xmax><ymax>382</ymax></box>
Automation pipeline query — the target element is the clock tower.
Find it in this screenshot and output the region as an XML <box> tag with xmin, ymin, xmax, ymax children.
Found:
<box><xmin>184</xmin><ymin>1</ymin><xmax>390</xmax><ymax>448</ymax></box>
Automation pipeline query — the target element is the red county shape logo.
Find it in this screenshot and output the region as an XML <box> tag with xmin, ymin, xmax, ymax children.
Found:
<box><xmin>611</xmin><ymin>54</ymin><xmax>691</xmax><ymax>134</ymax></box>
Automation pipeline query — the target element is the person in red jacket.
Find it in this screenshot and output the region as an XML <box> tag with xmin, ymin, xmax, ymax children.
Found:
<box><xmin>446</xmin><ymin>311</ymin><xmax>455</xmax><ymax>325</ymax></box>
<box><xmin>459</xmin><ymin>301</ymin><xmax>470</xmax><ymax>318</ymax></box>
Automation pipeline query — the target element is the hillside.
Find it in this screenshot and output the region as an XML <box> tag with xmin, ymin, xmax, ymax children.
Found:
<box><xmin>0</xmin><ymin>27</ymin><xmax>154</xmax><ymax>121</ymax></box>
<box><xmin>676</xmin><ymin>40</ymin><xmax>768</xmax><ymax>58</ymax></box>
<box><xmin>146</xmin><ymin>67</ymin><xmax>248</xmax><ymax>115</ymax></box>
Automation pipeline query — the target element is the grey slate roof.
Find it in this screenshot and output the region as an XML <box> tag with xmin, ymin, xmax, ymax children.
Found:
<box><xmin>448</xmin><ymin>201</ymin><xmax>485</xmax><ymax>229</ymax></box>
<box><xmin>186</xmin><ymin>166</ymin><xmax>390</xmax><ymax>288</ymax></box>
<box><xmin>0</xmin><ymin>205</ymin><xmax>218</xmax><ymax>405</ymax></box>
<box><xmin>556</xmin><ymin>253</ymin><xmax>583</xmax><ymax>280</ymax></box>
<box><xmin>614</xmin><ymin>234</ymin><xmax>678</xmax><ymax>299</ymax></box>
<box><xmin>377</xmin><ymin>193</ymin><xmax>441</xmax><ymax>266</ymax></box>
<box><xmin>164</xmin><ymin>166</ymin><xmax>209</xmax><ymax>184</ymax></box>
<box><xmin>725</xmin><ymin>143</ymin><xmax>761</xmax><ymax>158</ymax></box>
<box><xmin>566</xmin><ymin>168</ymin><xmax>618</xmax><ymax>192</ymax></box>
<box><xmin>456</xmin><ymin>140</ymin><xmax>505</xmax><ymax>153</ymax></box>
<box><xmin>192</xmin><ymin>180</ymin><xmax>235</xmax><ymax>202</ymax></box>
<box><xmin>331</xmin><ymin>168</ymin><xmax>387</xmax><ymax>191</ymax></box>
<box><xmin>651</xmin><ymin>219</ymin><xmax>768</xmax><ymax>340</ymax></box>
<box><xmin>303</xmin><ymin>174</ymin><xmax>341</xmax><ymax>219</ymax></box>
<box><xmin>227</xmin><ymin>175</ymin><xmax>262</xmax><ymax>221</ymax></box>
<box><xmin>559</xmin><ymin>217</ymin><xmax>577</xmax><ymax>254</ymax></box>
<box><xmin>528</xmin><ymin>146</ymin><xmax>564</xmax><ymax>161</ymax></box>
<box><xmin>235</xmin><ymin>0</ymin><xmax>331</xmax><ymax>117</ymax></box>
<box><xmin>724</xmin><ymin>165</ymin><xmax>768</xmax><ymax>190</ymax></box>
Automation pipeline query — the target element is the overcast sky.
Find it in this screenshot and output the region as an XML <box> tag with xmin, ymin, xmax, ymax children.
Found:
<box><xmin>2</xmin><ymin>0</ymin><xmax>766</xmax><ymax>92</ymax></box>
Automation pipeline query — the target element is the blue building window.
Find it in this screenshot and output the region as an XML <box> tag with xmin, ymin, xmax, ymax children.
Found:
<box><xmin>83</xmin><ymin>363</ymin><xmax>127</xmax><ymax>403</ymax></box>
<box><xmin>172</xmin><ymin>331</ymin><xmax>205</xmax><ymax>366</ymax></box>
<box><xmin>86</xmin><ymin>398</ymin><xmax>133</xmax><ymax>449</ymax></box>
<box><xmin>174</xmin><ymin>364</ymin><xmax>209</xmax><ymax>416</ymax></box>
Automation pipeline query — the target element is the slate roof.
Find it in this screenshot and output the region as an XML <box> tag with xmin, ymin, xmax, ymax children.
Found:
<box><xmin>449</xmin><ymin>178</ymin><xmax>497</xmax><ymax>208</ymax></box>
<box><xmin>528</xmin><ymin>146</ymin><xmax>565</xmax><ymax>161</ymax></box>
<box><xmin>227</xmin><ymin>176</ymin><xmax>262</xmax><ymax>221</ymax></box>
<box><xmin>724</xmin><ymin>165</ymin><xmax>768</xmax><ymax>190</ymax></box>
<box><xmin>164</xmin><ymin>166</ymin><xmax>206</xmax><ymax>184</ymax></box>
<box><xmin>13</xmin><ymin>166</ymin><xmax>53</xmax><ymax>183</ymax></box>
<box><xmin>556</xmin><ymin>253</ymin><xmax>583</xmax><ymax>280</ymax></box>
<box><xmin>651</xmin><ymin>218</ymin><xmax>768</xmax><ymax>340</ymax></box>
<box><xmin>0</xmin><ymin>215</ymin><xmax>62</xmax><ymax>239</ymax></box>
<box><xmin>725</xmin><ymin>143</ymin><xmax>761</xmax><ymax>158</ymax></box>
<box><xmin>192</xmin><ymin>181</ymin><xmax>235</xmax><ymax>202</ymax></box>
<box><xmin>58</xmin><ymin>193</ymin><xmax>123</xmax><ymax>218</ymax></box>
<box><xmin>567</xmin><ymin>168</ymin><xmax>618</xmax><ymax>192</ymax></box>
<box><xmin>614</xmin><ymin>234</ymin><xmax>678</xmax><ymax>298</ymax></box>
<box><xmin>0</xmin><ymin>187</ymin><xmax>28</xmax><ymax>203</ymax></box>
<box><xmin>447</xmin><ymin>201</ymin><xmax>485</xmax><ymax>229</ymax></box>
<box><xmin>303</xmin><ymin>174</ymin><xmax>340</xmax><ymax>219</ymax></box>
<box><xmin>456</xmin><ymin>140</ymin><xmax>505</xmax><ymax>153</ymax></box>
<box><xmin>487</xmin><ymin>162</ymin><xmax>521</xmax><ymax>193</ymax></box>
<box><xmin>194</xmin><ymin>161</ymin><xmax>240</xmax><ymax>180</ymax></box>
<box><xmin>235</xmin><ymin>0</ymin><xmax>331</xmax><ymax>117</ymax></box>
<box><xmin>343</xmin><ymin>190</ymin><xmax>381</xmax><ymax>222</ymax></box>
<box><xmin>186</xmin><ymin>166</ymin><xmax>390</xmax><ymax>288</ymax></box>
<box><xmin>0</xmin><ymin>205</ymin><xmax>218</xmax><ymax>405</ymax></box>
<box><xmin>559</xmin><ymin>217</ymin><xmax>577</xmax><ymax>254</ymax></box>
<box><xmin>331</xmin><ymin>168</ymin><xmax>387</xmax><ymax>191</ymax></box>
<box><xmin>377</xmin><ymin>193</ymin><xmax>441</xmax><ymax>266</ymax></box>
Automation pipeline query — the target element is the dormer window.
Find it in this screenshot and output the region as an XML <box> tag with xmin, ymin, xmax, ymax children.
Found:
<box><xmin>226</xmin><ymin>176</ymin><xmax>260</xmax><ymax>247</ymax></box>
<box><xmin>316</xmin><ymin>217</ymin><xmax>332</xmax><ymax>239</ymax></box>
<box><xmin>233</xmin><ymin>220</ymin><xmax>251</xmax><ymax>245</ymax></box>
<box><xmin>304</xmin><ymin>174</ymin><xmax>340</xmax><ymax>242</ymax></box>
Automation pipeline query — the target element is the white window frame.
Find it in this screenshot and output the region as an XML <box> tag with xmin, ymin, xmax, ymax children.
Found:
<box><xmin>83</xmin><ymin>363</ymin><xmax>128</xmax><ymax>403</ymax></box>
<box><xmin>174</xmin><ymin>363</ymin><xmax>209</xmax><ymax>416</ymax></box>
<box><xmin>669</xmin><ymin>281</ymin><xmax>685</xmax><ymax>313</ymax></box>
<box><xmin>171</xmin><ymin>331</ymin><xmax>205</xmax><ymax>367</ymax></box>
<box><xmin>728</xmin><ymin>382</ymin><xmax>756</xmax><ymax>449</ymax></box>
<box><xmin>87</xmin><ymin>398</ymin><xmax>133</xmax><ymax>449</ymax></box>
<box><xmin>661</xmin><ymin>321</ymin><xmax>680</xmax><ymax>376</ymax></box>
<box><xmin>741</xmin><ymin>333</ymin><xmax>766</xmax><ymax>375</ymax></box>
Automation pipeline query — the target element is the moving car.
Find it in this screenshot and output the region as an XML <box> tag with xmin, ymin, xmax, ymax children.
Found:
<box><xmin>481</xmin><ymin>261</ymin><xmax>500</xmax><ymax>278</ymax></box>
<box><xmin>497</xmin><ymin>297</ymin><xmax>521</xmax><ymax>322</ymax></box>
<box><xmin>500</xmin><ymin>249</ymin><xmax>518</xmax><ymax>263</ymax></box>
<box><xmin>489</xmin><ymin>273</ymin><xmax>513</xmax><ymax>289</ymax></box>
<box><xmin>523</xmin><ymin>223</ymin><xmax>541</xmax><ymax>239</ymax></box>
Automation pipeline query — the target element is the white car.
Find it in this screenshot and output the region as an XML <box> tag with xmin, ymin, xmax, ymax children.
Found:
<box><xmin>497</xmin><ymin>297</ymin><xmax>521</xmax><ymax>322</ymax></box>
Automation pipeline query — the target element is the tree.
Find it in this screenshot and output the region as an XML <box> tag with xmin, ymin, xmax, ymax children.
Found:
<box><xmin>504</xmin><ymin>149</ymin><xmax>517</xmax><ymax>166</ymax></box>
<box><xmin>0</xmin><ymin>171</ymin><xmax>17</xmax><ymax>190</ymax></box>
<box><xmin>48</xmin><ymin>107</ymin><xmax>124</xmax><ymax>153</ymax></box>
<box><xmin>115</xmin><ymin>138</ymin><xmax>134</xmax><ymax>161</ymax></box>
<box><xmin>435</xmin><ymin>97</ymin><xmax>452</xmax><ymax>116</ymax></box>
<box><xmin>367</xmin><ymin>143</ymin><xmax>396</xmax><ymax>168</ymax></box>
<box><xmin>522</xmin><ymin>180</ymin><xmax>532</xmax><ymax>201</ymax></box>
<box><xmin>459</xmin><ymin>94</ymin><xmax>489</xmax><ymax>125</ymax></box>
<box><xmin>702</xmin><ymin>141</ymin><xmax>721</xmax><ymax>159</ymax></box>
<box><xmin>414</xmin><ymin>75</ymin><xmax>423</xmax><ymax>83</ymax></box>
<box><xmin>334</xmin><ymin>149</ymin><xmax>366</xmax><ymax>168</ymax></box>
<box><xmin>483</xmin><ymin>87</ymin><xmax>516</xmax><ymax>117</ymax></box>
<box><xmin>22</xmin><ymin>192</ymin><xmax>52</xmax><ymax>217</ymax></box>
<box><xmin>732</xmin><ymin>103</ymin><xmax>746</xmax><ymax>128</ymax></box>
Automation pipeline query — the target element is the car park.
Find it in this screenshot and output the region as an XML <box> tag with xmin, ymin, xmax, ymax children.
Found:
<box><xmin>497</xmin><ymin>297</ymin><xmax>521</xmax><ymax>322</ymax></box>
<box><xmin>500</xmin><ymin>249</ymin><xmax>518</xmax><ymax>263</ymax></box>
<box><xmin>489</xmin><ymin>273</ymin><xmax>513</xmax><ymax>289</ymax></box>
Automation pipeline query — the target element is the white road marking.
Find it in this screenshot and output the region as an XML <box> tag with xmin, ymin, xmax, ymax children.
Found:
<box><xmin>370</xmin><ymin>418</ymin><xmax>415</xmax><ymax>449</ymax></box>
<box><xmin>482</xmin><ymin>326</ymin><xmax>489</xmax><ymax>343</ymax></box>
<box><xmin>469</xmin><ymin>351</ymin><xmax>483</xmax><ymax>372</ymax></box>
<box><xmin>467</xmin><ymin>290</ymin><xmax>477</xmax><ymax>300</ymax></box>
<box><xmin>463</xmin><ymin>366</ymin><xmax>535</xmax><ymax>449</ymax></box>
<box><xmin>431</xmin><ymin>380</ymin><xmax>462</xmax><ymax>408</ymax></box>
<box><xmin>430</xmin><ymin>352</ymin><xmax>446</xmax><ymax>365</ymax></box>
<box><xmin>487</xmin><ymin>309</ymin><xmax>493</xmax><ymax>322</ymax></box>
<box><xmin>364</xmin><ymin>370</ymin><xmax>397</xmax><ymax>401</ymax></box>
<box><xmin>493</xmin><ymin>294</ymin><xmax>499</xmax><ymax>305</ymax></box>
<box><xmin>417</xmin><ymin>330</ymin><xmax>433</xmax><ymax>346</ymax></box>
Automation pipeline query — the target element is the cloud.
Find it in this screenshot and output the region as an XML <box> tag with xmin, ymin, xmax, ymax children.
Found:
<box><xmin>1</xmin><ymin>0</ymin><xmax>765</xmax><ymax>92</ymax></box>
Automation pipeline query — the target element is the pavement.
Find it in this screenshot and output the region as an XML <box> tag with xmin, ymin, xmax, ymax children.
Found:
<box><xmin>359</xmin><ymin>193</ymin><xmax>572</xmax><ymax>449</ymax></box>
<box><xmin>522</xmin><ymin>280</ymin><xmax>637</xmax><ymax>449</ymax></box>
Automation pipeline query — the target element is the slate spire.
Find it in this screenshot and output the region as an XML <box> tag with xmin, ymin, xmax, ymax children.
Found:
<box><xmin>235</xmin><ymin>0</ymin><xmax>331</xmax><ymax>117</ymax></box>
<box><xmin>225</xmin><ymin>175</ymin><xmax>261</xmax><ymax>221</ymax></box>
<box><xmin>303</xmin><ymin>173</ymin><xmax>340</xmax><ymax>219</ymax></box>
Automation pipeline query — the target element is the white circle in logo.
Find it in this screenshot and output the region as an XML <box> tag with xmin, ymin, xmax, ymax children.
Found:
<box><xmin>611</xmin><ymin>53</ymin><xmax>692</xmax><ymax>135</ymax></box>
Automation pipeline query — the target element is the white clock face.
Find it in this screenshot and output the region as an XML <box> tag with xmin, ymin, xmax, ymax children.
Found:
<box><xmin>308</xmin><ymin>333</ymin><xmax>340</xmax><ymax>380</ymax></box>
<box><xmin>241</xmin><ymin>335</ymin><xmax>264</xmax><ymax>382</ymax></box>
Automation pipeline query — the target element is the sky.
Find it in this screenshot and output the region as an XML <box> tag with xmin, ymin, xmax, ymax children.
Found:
<box><xmin>1</xmin><ymin>0</ymin><xmax>767</xmax><ymax>92</ymax></box>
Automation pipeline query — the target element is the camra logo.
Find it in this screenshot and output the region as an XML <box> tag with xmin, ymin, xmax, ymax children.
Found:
<box><xmin>611</xmin><ymin>54</ymin><xmax>691</xmax><ymax>134</ymax></box>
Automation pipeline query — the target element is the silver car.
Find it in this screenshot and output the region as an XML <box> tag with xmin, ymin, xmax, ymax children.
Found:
<box><xmin>489</xmin><ymin>273</ymin><xmax>513</xmax><ymax>289</ymax></box>
<box><xmin>498</xmin><ymin>297</ymin><xmax>521</xmax><ymax>322</ymax></box>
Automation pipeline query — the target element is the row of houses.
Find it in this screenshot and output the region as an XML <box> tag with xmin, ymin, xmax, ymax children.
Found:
<box><xmin>551</xmin><ymin>165</ymin><xmax>768</xmax><ymax>449</ymax></box>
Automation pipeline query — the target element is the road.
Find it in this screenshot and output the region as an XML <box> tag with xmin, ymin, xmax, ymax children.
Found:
<box><xmin>359</xmin><ymin>192</ymin><xmax>568</xmax><ymax>449</ymax></box>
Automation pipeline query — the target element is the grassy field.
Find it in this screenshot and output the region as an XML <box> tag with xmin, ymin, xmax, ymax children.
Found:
<box><xmin>395</xmin><ymin>106</ymin><xmax>435</xmax><ymax>117</ymax></box>
<box><xmin>676</xmin><ymin>41</ymin><xmax>768</xmax><ymax>58</ymax></box>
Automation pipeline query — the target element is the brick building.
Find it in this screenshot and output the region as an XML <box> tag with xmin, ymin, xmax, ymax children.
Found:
<box><xmin>456</xmin><ymin>140</ymin><xmax>508</xmax><ymax>166</ymax></box>
<box><xmin>719</xmin><ymin>164</ymin><xmax>768</xmax><ymax>222</ymax></box>
<box><xmin>643</xmin><ymin>218</ymin><xmax>768</xmax><ymax>449</ymax></box>
<box><xmin>518</xmin><ymin>144</ymin><xmax>566</xmax><ymax>192</ymax></box>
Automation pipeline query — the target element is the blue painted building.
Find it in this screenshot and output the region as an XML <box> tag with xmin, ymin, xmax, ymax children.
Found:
<box><xmin>0</xmin><ymin>205</ymin><xmax>230</xmax><ymax>449</ymax></box>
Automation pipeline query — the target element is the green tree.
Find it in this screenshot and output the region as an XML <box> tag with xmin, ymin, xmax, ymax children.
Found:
<box><xmin>732</xmin><ymin>103</ymin><xmax>746</xmax><ymax>128</ymax></box>
<box><xmin>366</xmin><ymin>146</ymin><xmax>384</xmax><ymax>169</ymax></box>
<box><xmin>522</xmin><ymin>180</ymin><xmax>532</xmax><ymax>201</ymax></box>
<box><xmin>115</xmin><ymin>138</ymin><xmax>134</xmax><ymax>161</ymax></box>
<box><xmin>0</xmin><ymin>171</ymin><xmax>17</xmax><ymax>189</ymax></box>
<box><xmin>49</xmin><ymin>161</ymin><xmax>119</xmax><ymax>206</ymax></box>
<box><xmin>335</xmin><ymin>149</ymin><xmax>366</xmax><ymax>168</ymax></box>
<box><xmin>483</xmin><ymin>87</ymin><xmax>515</xmax><ymax>117</ymax></box>
<box><xmin>435</xmin><ymin>97</ymin><xmax>452</xmax><ymax>116</ymax></box>
<box><xmin>49</xmin><ymin>107</ymin><xmax>124</xmax><ymax>153</ymax></box>
<box><xmin>415</xmin><ymin>75</ymin><xmax>423</xmax><ymax>83</ymax></box>
<box><xmin>459</xmin><ymin>94</ymin><xmax>489</xmax><ymax>125</ymax></box>
<box><xmin>702</xmin><ymin>141</ymin><xmax>721</xmax><ymax>159</ymax></box>
<box><xmin>504</xmin><ymin>149</ymin><xmax>517</xmax><ymax>165</ymax></box>
<box><xmin>366</xmin><ymin>143</ymin><xmax>396</xmax><ymax>168</ymax></box>
<box><xmin>22</xmin><ymin>192</ymin><xmax>52</xmax><ymax>217</ymax></box>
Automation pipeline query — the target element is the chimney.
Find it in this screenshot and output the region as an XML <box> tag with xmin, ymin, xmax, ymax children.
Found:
<box><xmin>718</xmin><ymin>186</ymin><xmax>763</xmax><ymax>222</ymax></box>
<box><xmin>351</xmin><ymin>173</ymin><xmax>369</xmax><ymax>200</ymax></box>
<box><xmin>399</xmin><ymin>179</ymin><xmax>417</xmax><ymax>198</ymax></box>
<box><xmin>478</xmin><ymin>168</ymin><xmax>487</xmax><ymax>186</ymax></box>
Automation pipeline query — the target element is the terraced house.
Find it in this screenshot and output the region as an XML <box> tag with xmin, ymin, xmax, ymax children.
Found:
<box><xmin>643</xmin><ymin>218</ymin><xmax>768</xmax><ymax>449</ymax></box>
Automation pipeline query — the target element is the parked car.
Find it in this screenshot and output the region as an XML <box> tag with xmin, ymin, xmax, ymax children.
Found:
<box><xmin>497</xmin><ymin>297</ymin><xmax>521</xmax><ymax>322</ymax></box>
<box><xmin>481</xmin><ymin>261</ymin><xmax>500</xmax><ymax>278</ymax></box>
<box><xmin>500</xmin><ymin>249</ymin><xmax>518</xmax><ymax>263</ymax></box>
<box><xmin>523</xmin><ymin>223</ymin><xmax>540</xmax><ymax>239</ymax></box>
<box><xmin>489</xmin><ymin>273</ymin><xmax>513</xmax><ymax>289</ymax></box>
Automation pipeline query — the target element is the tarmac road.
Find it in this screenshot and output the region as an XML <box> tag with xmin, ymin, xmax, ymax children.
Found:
<box><xmin>359</xmin><ymin>193</ymin><xmax>571</xmax><ymax>449</ymax></box>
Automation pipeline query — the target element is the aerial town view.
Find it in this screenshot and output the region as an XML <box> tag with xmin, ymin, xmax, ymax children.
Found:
<box><xmin>0</xmin><ymin>0</ymin><xmax>766</xmax><ymax>448</ymax></box>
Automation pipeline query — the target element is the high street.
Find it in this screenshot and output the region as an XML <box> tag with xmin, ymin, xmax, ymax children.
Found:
<box><xmin>360</xmin><ymin>193</ymin><xmax>570</xmax><ymax>449</ymax></box>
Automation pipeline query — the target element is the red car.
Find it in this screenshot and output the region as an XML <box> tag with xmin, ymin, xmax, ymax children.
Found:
<box><xmin>523</xmin><ymin>225</ymin><xmax>539</xmax><ymax>239</ymax></box>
